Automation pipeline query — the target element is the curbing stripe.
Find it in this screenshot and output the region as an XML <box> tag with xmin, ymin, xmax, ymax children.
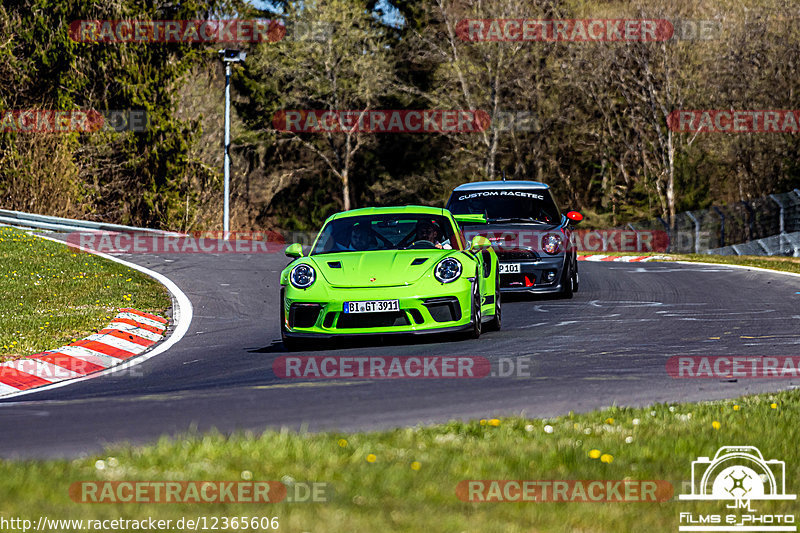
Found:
<box><xmin>0</xmin><ymin>231</ymin><xmax>193</xmax><ymax>400</ymax></box>
<box><xmin>70</xmin><ymin>339</ymin><xmax>136</xmax><ymax>360</ymax></box>
<box><xmin>2</xmin><ymin>359</ymin><xmax>81</xmax><ymax>381</ymax></box>
<box><xmin>119</xmin><ymin>308</ymin><xmax>168</xmax><ymax>324</ymax></box>
<box><xmin>37</xmin><ymin>353</ymin><xmax>105</xmax><ymax>375</ymax></box>
<box><xmin>82</xmin><ymin>333</ymin><xmax>148</xmax><ymax>354</ymax></box>
<box><xmin>0</xmin><ymin>310</ymin><xmax>160</xmax><ymax>395</ymax></box>
<box><xmin>0</xmin><ymin>307</ymin><xmax>165</xmax><ymax>395</ymax></box>
<box><xmin>577</xmin><ymin>255</ymin><xmax>669</xmax><ymax>262</ymax></box>
<box><xmin>0</xmin><ymin>367</ymin><xmax>51</xmax><ymax>389</ymax></box>
<box><xmin>115</xmin><ymin>312</ymin><xmax>167</xmax><ymax>329</ymax></box>
<box><xmin>51</xmin><ymin>346</ymin><xmax>120</xmax><ymax>368</ymax></box>
<box><xmin>105</xmin><ymin>322</ymin><xmax>163</xmax><ymax>342</ymax></box>
<box><xmin>108</xmin><ymin>318</ymin><xmax>165</xmax><ymax>336</ymax></box>
<box><xmin>97</xmin><ymin>328</ymin><xmax>156</xmax><ymax>347</ymax></box>
<box><xmin>0</xmin><ymin>382</ymin><xmax>20</xmax><ymax>395</ymax></box>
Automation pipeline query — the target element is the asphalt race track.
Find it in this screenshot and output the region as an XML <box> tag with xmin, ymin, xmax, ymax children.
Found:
<box><xmin>1</xmin><ymin>243</ymin><xmax>799</xmax><ymax>458</ymax></box>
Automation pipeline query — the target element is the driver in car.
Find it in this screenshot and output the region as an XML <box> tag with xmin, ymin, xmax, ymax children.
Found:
<box><xmin>348</xmin><ymin>222</ymin><xmax>375</xmax><ymax>251</ymax></box>
<box><xmin>414</xmin><ymin>220</ymin><xmax>452</xmax><ymax>249</ymax></box>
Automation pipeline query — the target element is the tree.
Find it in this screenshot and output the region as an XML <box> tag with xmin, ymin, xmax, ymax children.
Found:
<box><xmin>244</xmin><ymin>0</ymin><xmax>395</xmax><ymax>211</ymax></box>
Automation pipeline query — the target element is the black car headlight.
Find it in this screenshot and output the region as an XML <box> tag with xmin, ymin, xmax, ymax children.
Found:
<box><xmin>542</xmin><ymin>233</ymin><xmax>563</xmax><ymax>255</ymax></box>
<box><xmin>434</xmin><ymin>257</ymin><xmax>462</xmax><ymax>283</ymax></box>
<box><xmin>290</xmin><ymin>264</ymin><xmax>316</xmax><ymax>289</ymax></box>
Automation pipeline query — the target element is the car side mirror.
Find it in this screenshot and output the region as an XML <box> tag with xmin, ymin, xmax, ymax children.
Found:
<box><xmin>285</xmin><ymin>243</ymin><xmax>304</xmax><ymax>258</ymax></box>
<box><xmin>470</xmin><ymin>235</ymin><xmax>491</xmax><ymax>251</ymax></box>
<box><xmin>566</xmin><ymin>211</ymin><xmax>583</xmax><ymax>224</ymax></box>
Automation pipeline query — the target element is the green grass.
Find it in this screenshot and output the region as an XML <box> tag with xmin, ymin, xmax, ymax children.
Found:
<box><xmin>0</xmin><ymin>393</ymin><xmax>796</xmax><ymax>532</ymax></box>
<box><xmin>0</xmin><ymin>226</ymin><xmax>170</xmax><ymax>361</ymax></box>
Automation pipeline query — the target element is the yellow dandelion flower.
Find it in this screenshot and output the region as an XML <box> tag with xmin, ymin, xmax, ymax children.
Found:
<box><xmin>410</xmin><ymin>461</ymin><xmax>421</xmax><ymax>471</ymax></box>
<box><xmin>733</xmin><ymin>405</ymin><xmax>739</xmax><ymax>411</ymax></box>
<box><xmin>600</xmin><ymin>454</ymin><xmax>614</xmax><ymax>464</ymax></box>
<box><xmin>338</xmin><ymin>439</ymin><xmax>348</xmax><ymax>447</ymax></box>
<box><xmin>366</xmin><ymin>454</ymin><xmax>377</xmax><ymax>463</ymax></box>
<box><xmin>479</xmin><ymin>419</ymin><xmax>487</xmax><ymax>426</ymax></box>
<box><xmin>488</xmin><ymin>419</ymin><xmax>500</xmax><ymax>427</ymax></box>
<box><xmin>605</xmin><ymin>417</ymin><xmax>614</xmax><ymax>424</ymax></box>
<box><xmin>588</xmin><ymin>449</ymin><xmax>601</xmax><ymax>459</ymax></box>
<box><xmin>770</xmin><ymin>403</ymin><xmax>778</xmax><ymax>409</ymax></box>
<box><xmin>712</xmin><ymin>421</ymin><xmax>721</xmax><ymax>430</ymax></box>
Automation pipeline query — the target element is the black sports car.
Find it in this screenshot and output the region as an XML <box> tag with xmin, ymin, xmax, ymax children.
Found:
<box><xmin>446</xmin><ymin>180</ymin><xmax>583</xmax><ymax>298</ymax></box>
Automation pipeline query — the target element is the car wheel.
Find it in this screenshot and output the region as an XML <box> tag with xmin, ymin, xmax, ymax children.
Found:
<box><xmin>559</xmin><ymin>259</ymin><xmax>574</xmax><ymax>299</ymax></box>
<box><xmin>486</xmin><ymin>266</ymin><xmax>501</xmax><ymax>331</ymax></box>
<box><xmin>470</xmin><ymin>276</ymin><xmax>482</xmax><ymax>339</ymax></box>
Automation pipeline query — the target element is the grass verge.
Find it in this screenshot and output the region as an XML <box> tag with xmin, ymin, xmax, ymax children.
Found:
<box><xmin>0</xmin><ymin>226</ymin><xmax>170</xmax><ymax>361</ymax></box>
<box><xmin>0</xmin><ymin>392</ymin><xmax>796</xmax><ymax>532</ymax></box>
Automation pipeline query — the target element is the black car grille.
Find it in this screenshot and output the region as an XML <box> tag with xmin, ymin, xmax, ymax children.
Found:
<box><xmin>496</xmin><ymin>248</ymin><xmax>539</xmax><ymax>261</ymax></box>
<box><xmin>289</xmin><ymin>304</ymin><xmax>323</xmax><ymax>328</ymax></box>
<box><xmin>500</xmin><ymin>273</ymin><xmax>536</xmax><ymax>288</ymax></box>
<box><xmin>423</xmin><ymin>297</ymin><xmax>461</xmax><ymax>323</ymax></box>
<box><xmin>336</xmin><ymin>311</ymin><xmax>410</xmax><ymax>329</ymax></box>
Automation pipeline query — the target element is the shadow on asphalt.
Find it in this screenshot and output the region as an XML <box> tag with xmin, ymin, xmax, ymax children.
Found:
<box><xmin>501</xmin><ymin>291</ymin><xmax>572</xmax><ymax>303</ymax></box>
<box><xmin>248</xmin><ymin>330</ymin><xmax>477</xmax><ymax>353</ymax></box>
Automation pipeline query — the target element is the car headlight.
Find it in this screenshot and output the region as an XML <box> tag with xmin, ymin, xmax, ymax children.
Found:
<box><xmin>290</xmin><ymin>264</ymin><xmax>316</xmax><ymax>289</ymax></box>
<box><xmin>542</xmin><ymin>233</ymin><xmax>563</xmax><ymax>255</ymax></box>
<box><xmin>434</xmin><ymin>257</ymin><xmax>462</xmax><ymax>283</ymax></box>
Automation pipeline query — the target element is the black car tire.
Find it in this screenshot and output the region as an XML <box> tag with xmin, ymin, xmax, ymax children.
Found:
<box><xmin>470</xmin><ymin>276</ymin><xmax>482</xmax><ymax>339</ymax></box>
<box><xmin>572</xmin><ymin>263</ymin><xmax>579</xmax><ymax>293</ymax></box>
<box><xmin>486</xmin><ymin>265</ymin><xmax>502</xmax><ymax>331</ymax></box>
<box><xmin>559</xmin><ymin>258</ymin><xmax>575</xmax><ymax>299</ymax></box>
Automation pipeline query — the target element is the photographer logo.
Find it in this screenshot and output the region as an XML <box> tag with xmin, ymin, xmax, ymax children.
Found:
<box><xmin>678</xmin><ymin>446</ymin><xmax>796</xmax><ymax>531</ymax></box>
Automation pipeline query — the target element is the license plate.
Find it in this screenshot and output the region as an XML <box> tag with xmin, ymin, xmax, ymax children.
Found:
<box><xmin>499</xmin><ymin>263</ymin><xmax>521</xmax><ymax>274</ymax></box>
<box><xmin>343</xmin><ymin>299</ymin><xmax>400</xmax><ymax>314</ymax></box>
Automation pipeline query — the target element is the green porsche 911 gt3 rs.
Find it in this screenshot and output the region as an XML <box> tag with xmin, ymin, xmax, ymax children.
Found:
<box><xmin>280</xmin><ymin>206</ymin><xmax>500</xmax><ymax>350</ymax></box>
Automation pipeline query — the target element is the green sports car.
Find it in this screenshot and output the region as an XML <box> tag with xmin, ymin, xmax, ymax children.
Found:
<box><xmin>280</xmin><ymin>206</ymin><xmax>501</xmax><ymax>350</ymax></box>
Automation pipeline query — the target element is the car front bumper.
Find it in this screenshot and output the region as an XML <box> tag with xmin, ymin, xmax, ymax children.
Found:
<box><xmin>282</xmin><ymin>281</ymin><xmax>476</xmax><ymax>337</ymax></box>
<box><xmin>498</xmin><ymin>256</ymin><xmax>566</xmax><ymax>293</ymax></box>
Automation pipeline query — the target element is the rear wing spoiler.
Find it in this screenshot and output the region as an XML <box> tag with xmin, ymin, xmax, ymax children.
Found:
<box><xmin>453</xmin><ymin>214</ymin><xmax>488</xmax><ymax>225</ymax></box>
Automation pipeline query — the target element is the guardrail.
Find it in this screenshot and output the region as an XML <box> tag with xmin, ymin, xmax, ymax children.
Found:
<box><xmin>0</xmin><ymin>209</ymin><xmax>173</xmax><ymax>235</ymax></box>
<box><xmin>626</xmin><ymin>189</ymin><xmax>800</xmax><ymax>256</ymax></box>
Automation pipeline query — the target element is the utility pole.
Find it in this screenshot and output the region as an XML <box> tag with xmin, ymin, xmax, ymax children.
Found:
<box><xmin>218</xmin><ymin>49</ymin><xmax>246</xmax><ymax>239</ymax></box>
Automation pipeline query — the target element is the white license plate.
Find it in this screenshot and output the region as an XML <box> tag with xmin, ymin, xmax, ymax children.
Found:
<box><xmin>499</xmin><ymin>263</ymin><xmax>521</xmax><ymax>274</ymax></box>
<box><xmin>343</xmin><ymin>299</ymin><xmax>400</xmax><ymax>314</ymax></box>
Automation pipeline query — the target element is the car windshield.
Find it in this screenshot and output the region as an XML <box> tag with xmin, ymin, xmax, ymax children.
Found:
<box><xmin>311</xmin><ymin>214</ymin><xmax>459</xmax><ymax>254</ymax></box>
<box><xmin>447</xmin><ymin>189</ymin><xmax>560</xmax><ymax>224</ymax></box>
